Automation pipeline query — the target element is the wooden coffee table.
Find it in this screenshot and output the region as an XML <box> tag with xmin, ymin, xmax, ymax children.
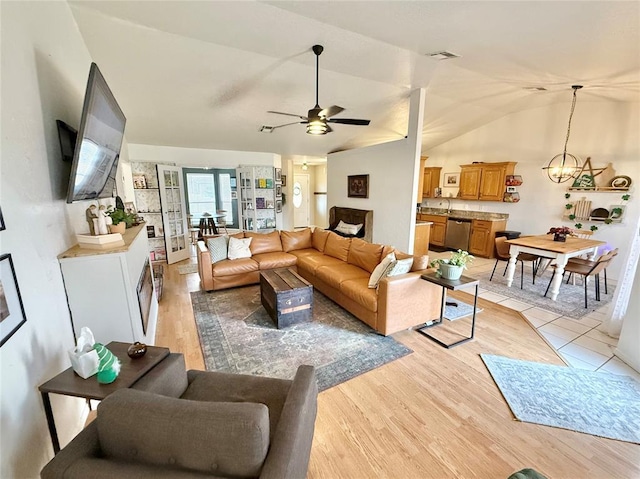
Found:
<box><xmin>39</xmin><ymin>341</ymin><xmax>169</xmax><ymax>454</ymax></box>
<box><xmin>260</xmin><ymin>268</ymin><xmax>313</xmax><ymax>328</ymax></box>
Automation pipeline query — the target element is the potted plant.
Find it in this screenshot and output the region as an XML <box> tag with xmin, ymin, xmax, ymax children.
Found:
<box><xmin>106</xmin><ymin>206</ymin><xmax>136</xmax><ymax>234</ymax></box>
<box><xmin>548</xmin><ymin>226</ymin><xmax>573</xmax><ymax>242</ymax></box>
<box><xmin>429</xmin><ymin>250</ymin><xmax>474</xmax><ymax>280</ymax></box>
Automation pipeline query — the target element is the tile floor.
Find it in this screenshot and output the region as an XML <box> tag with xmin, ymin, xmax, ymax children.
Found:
<box><xmin>429</xmin><ymin>250</ymin><xmax>640</xmax><ymax>382</ymax></box>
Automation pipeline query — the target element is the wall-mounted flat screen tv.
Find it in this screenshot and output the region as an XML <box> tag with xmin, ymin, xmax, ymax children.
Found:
<box><xmin>66</xmin><ymin>63</ymin><xmax>126</xmax><ymax>203</ymax></box>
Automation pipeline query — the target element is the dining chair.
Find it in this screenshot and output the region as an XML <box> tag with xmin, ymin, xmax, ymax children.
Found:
<box><xmin>544</xmin><ymin>249</ymin><xmax>617</xmax><ymax>308</ymax></box>
<box><xmin>491</xmin><ymin>237</ymin><xmax>541</xmax><ymax>289</ymax></box>
<box><xmin>216</xmin><ymin>210</ymin><xmax>229</xmax><ymax>234</ymax></box>
<box><xmin>566</xmin><ymin>248</ymin><xmax>618</xmax><ymax>294</ymax></box>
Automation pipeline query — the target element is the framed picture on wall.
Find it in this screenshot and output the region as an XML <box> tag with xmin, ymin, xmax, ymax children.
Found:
<box><xmin>275</xmin><ymin>168</ymin><xmax>282</xmax><ymax>182</ymax></box>
<box><xmin>281</xmin><ymin>175</ymin><xmax>287</xmax><ymax>187</ymax></box>
<box><xmin>276</xmin><ymin>199</ymin><xmax>282</xmax><ymax>213</ymax></box>
<box><xmin>276</xmin><ymin>184</ymin><xmax>282</xmax><ymax>198</ymax></box>
<box><xmin>347</xmin><ymin>174</ymin><xmax>369</xmax><ymax>198</ymax></box>
<box><xmin>0</xmin><ymin>254</ymin><xmax>27</xmax><ymax>347</ymax></box>
<box><xmin>443</xmin><ymin>172</ymin><xmax>459</xmax><ymax>187</ymax></box>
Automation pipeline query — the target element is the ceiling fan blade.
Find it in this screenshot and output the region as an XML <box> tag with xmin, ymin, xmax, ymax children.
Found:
<box><xmin>267</xmin><ymin>111</ymin><xmax>308</xmax><ymax>121</ymax></box>
<box><xmin>270</xmin><ymin>121</ymin><xmax>306</xmax><ymax>130</ymax></box>
<box><xmin>320</xmin><ymin>105</ymin><xmax>345</xmax><ymax>118</ymax></box>
<box><xmin>327</xmin><ymin>118</ymin><xmax>371</xmax><ymax>126</ymax></box>
<box><xmin>326</xmin><ymin>124</ymin><xmax>333</xmax><ymax>133</ymax></box>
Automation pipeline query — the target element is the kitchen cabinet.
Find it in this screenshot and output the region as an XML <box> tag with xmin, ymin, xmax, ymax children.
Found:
<box><xmin>416</xmin><ymin>157</ymin><xmax>427</xmax><ymax>203</ymax></box>
<box><xmin>469</xmin><ymin>219</ymin><xmax>507</xmax><ymax>258</ymax></box>
<box><xmin>422</xmin><ymin>167</ymin><xmax>442</xmax><ymax>199</ymax></box>
<box><xmin>420</xmin><ymin>214</ymin><xmax>447</xmax><ymax>246</ymax></box>
<box><xmin>459</xmin><ymin>162</ymin><xmax>517</xmax><ymax>201</ymax></box>
<box><xmin>414</xmin><ymin>222</ymin><xmax>432</xmax><ymax>256</ymax></box>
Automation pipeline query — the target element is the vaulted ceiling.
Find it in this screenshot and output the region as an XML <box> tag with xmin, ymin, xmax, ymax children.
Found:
<box><xmin>69</xmin><ymin>1</ymin><xmax>639</xmax><ymax>159</ymax></box>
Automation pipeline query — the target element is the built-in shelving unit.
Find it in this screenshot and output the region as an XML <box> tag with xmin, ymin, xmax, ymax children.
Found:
<box><xmin>237</xmin><ymin>166</ymin><xmax>277</xmax><ymax>232</ymax></box>
<box><xmin>131</xmin><ymin>161</ymin><xmax>166</xmax><ymax>262</ymax></box>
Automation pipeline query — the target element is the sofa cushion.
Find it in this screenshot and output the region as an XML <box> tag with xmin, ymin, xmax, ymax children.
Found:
<box><xmin>347</xmin><ymin>238</ymin><xmax>384</xmax><ymax>274</ymax></box>
<box><xmin>289</xmin><ymin>248</ymin><xmax>322</xmax><ymax>259</ymax></box>
<box><xmin>245</xmin><ymin>231</ymin><xmax>283</xmax><ymax>255</ymax></box>
<box><xmin>207</xmin><ymin>236</ymin><xmax>228</xmax><ymax>263</ymax></box>
<box><xmin>324</xmin><ymin>232</ymin><xmax>352</xmax><ymax>262</ymax></box>
<box><xmin>183</xmin><ymin>369</ymin><xmax>292</xmax><ymax>442</ymax></box>
<box><xmin>228</xmin><ymin>237</ymin><xmax>252</xmax><ymax>260</ymax></box>
<box><xmin>281</xmin><ymin>228</ymin><xmax>313</xmax><ymax>252</ymax></box>
<box><xmin>252</xmin><ymin>252</ymin><xmax>297</xmax><ymax>270</ymax></box>
<box><xmin>368</xmin><ymin>252</ymin><xmax>397</xmax><ymax>288</ymax></box>
<box><xmin>97</xmin><ymin>389</ymin><xmax>270</xmax><ymax>478</ymax></box>
<box><xmin>312</xmin><ymin>228</ymin><xmax>330</xmax><ymax>252</ymax></box>
<box><xmin>316</xmin><ymin>263</ymin><xmax>369</xmax><ymax>290</ymax></box>
<box><xmin>296</xmin><ymin>253</ymin><xmax>344</xmax><ymax>276</ymax></box>
<box><xmin>212</xmin><ymin>258</ymin><xmax>259</xmax><ymax>277</ymax></box>
<box><xmin>341</xmin><ymin>278</ymin><xmax>378</xmax><ymax>312</ymax></box>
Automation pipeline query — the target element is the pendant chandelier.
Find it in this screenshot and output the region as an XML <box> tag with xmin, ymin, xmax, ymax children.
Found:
<box><xmin>542</xmin><ymin>85</ymin><xmax>583</xmax><ymax>183</ymax></box>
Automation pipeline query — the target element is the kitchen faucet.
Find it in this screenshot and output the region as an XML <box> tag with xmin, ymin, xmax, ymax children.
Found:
<box><xmin>444</xmin><ymin>198</ymin><xmax>451</xmax><ymax>214</ymax></box>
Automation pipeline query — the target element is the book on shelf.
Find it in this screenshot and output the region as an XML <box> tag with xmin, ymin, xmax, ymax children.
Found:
<box><xmin>255</xmin><ymin>197</ymin><xmax>266</xmax><ymax>209</ymax></box>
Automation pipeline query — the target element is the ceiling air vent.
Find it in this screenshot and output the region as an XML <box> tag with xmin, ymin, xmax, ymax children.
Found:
<box><xmin>523</xmin><ymin>86</ymin><xmax>548</xmax><ymax>91</ymax></box>
<box><xmin>427</xmin><ymin>51</ymin><xmax>460</xmax><ymax>60</ymax></box>
<box><xmin>259</xmin><ymin>125</ymin><xmax>275</xmax><ymax>133</ymax></box>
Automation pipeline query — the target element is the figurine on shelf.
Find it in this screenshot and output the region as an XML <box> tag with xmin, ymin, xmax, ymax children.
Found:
<box><xmin>94</xmin><ymin>205</ymin><xmax>112</xmax><ymax>235</ymax></box>
<box><xmin>86</xmin><ymin>205</ymin><xmax>98</xmax><ymax>235</ymax></box>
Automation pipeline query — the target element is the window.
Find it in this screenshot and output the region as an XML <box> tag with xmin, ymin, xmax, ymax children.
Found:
<box><xmin>183</xmin><ymin>168</ymin><xmax>238</xmax><ymax>228</ymax></box>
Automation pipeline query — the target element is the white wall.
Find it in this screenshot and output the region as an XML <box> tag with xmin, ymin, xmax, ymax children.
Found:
<box><xmin>327</xmin><ymin>89</ymin><xmax>425</xmax><ymax>251</ymax></box>
<box><xmin>0</xmin><ymin>2</ymin><xmax>103</xmax><ymax>476</ymax></box>
<box><xmin>423</xmin><ymin>101</ymin><xmax>640</xmax><ymax>279</ymax></box>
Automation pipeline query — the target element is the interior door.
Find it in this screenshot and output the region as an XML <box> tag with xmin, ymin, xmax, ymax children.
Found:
<box><xmin>293</xmin><ymin>174</ymin><xmax>310</xmax><ymax>228</ymax></box>
<box><xmin>157</xmin><ymin>165</ymin><xmax>190</xmax><ymax>264</ymax></box>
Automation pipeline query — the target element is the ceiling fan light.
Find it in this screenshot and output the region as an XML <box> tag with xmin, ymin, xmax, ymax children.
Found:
<box><xmin>306</xmin><ymin>119</ymin><xmax>328</xmax><ymax>135</ymax></box>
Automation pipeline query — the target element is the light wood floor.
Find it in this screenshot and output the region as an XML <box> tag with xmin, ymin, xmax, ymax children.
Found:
<box><xmin>156</xmin><ymin>256</ymin><xmax>640</xmax><ymax>479</ymax></box>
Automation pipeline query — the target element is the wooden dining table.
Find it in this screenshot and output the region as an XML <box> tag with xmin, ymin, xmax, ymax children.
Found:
<box><xmin>505</xmin><ymin>234</ymin><xmax>606</xmax><ymax>301</ymax></box>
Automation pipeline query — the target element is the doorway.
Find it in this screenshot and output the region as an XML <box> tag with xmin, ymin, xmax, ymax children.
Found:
<box><xmin>293</xmin><ymin>174</ymin><xmax>310</xmax><ymax>228</ymax></box>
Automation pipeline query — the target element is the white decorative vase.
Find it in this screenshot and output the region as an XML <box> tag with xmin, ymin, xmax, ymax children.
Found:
<box><xmin>439</xmin><ymin>263</ymin><xmax>463</xmax><ymax>280</ymax></box>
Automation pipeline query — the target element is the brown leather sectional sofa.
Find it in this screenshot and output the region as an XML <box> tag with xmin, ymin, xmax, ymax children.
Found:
<box><xmin>196</xmin><ymin>228</ymin><xmax>441</xmax><ymax>335</ymax></box>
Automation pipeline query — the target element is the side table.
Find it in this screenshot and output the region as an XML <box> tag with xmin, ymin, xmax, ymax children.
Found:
<box><xmin>38</xmin><ymin>341</ymin><xmax>169</xmax><ymax>454</ymax></box>
<box><xmin>417</xmin><ymin>272</ymin><xmax>480</xmax><ymax>348</ymax></box>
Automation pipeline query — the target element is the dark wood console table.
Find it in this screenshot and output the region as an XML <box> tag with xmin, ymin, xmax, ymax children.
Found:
<box><xmin>39</xmin><ymin>341</ymin><xmax>169</xmax><ymax>454</ymax></box>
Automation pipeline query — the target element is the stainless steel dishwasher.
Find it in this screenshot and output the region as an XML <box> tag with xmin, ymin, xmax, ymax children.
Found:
<box><xmin>445</xmin><ymin>218</ymin><xmax>472</xmax><ymax>251</ymax></box>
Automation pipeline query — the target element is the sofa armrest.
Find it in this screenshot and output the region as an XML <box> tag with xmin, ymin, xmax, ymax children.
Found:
<box><xmin>259</xmin><ymin>365</ymin><xmax>318</xmax><ymax>479</ymax></box>
<box><xmin>41</xmin><ymin>422</ymin><xmax>101</xmax><ymax>479</ymax></box>
<box><xmin>196</xmin><ymin>241</ymin><xmax>214</xmax><ymax>291</ymax></box>
<box><xmin>131</xmin><ymin>353</ymin><xmax>188</xmax><ymax>398</ymax></box>
<box><xmin>376</xmin><ymin>271</ymin><xmax>441</xmax><ymax>335</ymax></box>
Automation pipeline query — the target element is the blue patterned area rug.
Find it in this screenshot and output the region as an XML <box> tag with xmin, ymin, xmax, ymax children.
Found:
<box><xmin>444</xmin><ymin>300</ymin><xmax>483</xmax><ymax>321</ymax></box>
<box><xmin>191</xmin><ymin>286</ymin><xmax>412</xmax><ymax>391</ymax></box>
<box><xmin>475</xmin><ymin>267</ymin><xmax>615</xmax><ymax>319</ymax></box>
<box><xmin>481</xmin><ymin>354</ymin><xmax>640</xmax><ymax>444</ymax></box>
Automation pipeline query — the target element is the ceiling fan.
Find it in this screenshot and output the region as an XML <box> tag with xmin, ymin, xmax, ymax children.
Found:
<box><xmin>267</xmin><ymin>45</ymin><xmax>371</xmax><ymax>135</ymax></box>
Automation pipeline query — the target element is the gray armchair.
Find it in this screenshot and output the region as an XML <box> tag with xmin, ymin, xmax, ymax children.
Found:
<box><xmin>41</xmin><ymin>354</ymin><xmax>317</xmax><ymax>479</ymax></box>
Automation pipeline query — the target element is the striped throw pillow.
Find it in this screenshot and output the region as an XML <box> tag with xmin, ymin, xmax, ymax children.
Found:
<box><xmin>207</xmin><ymin>236</ymin><xmax>228</xmax><ymax>263</ymax></box>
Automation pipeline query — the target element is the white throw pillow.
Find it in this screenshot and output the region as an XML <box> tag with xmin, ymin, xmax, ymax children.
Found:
<box><xmin>386</xmin><ymin>257</ymin><xmax>413</xmax><ymax>277</ymax></box>
<box><xmin>335</xmin><ymin>220</ymin><xmax>363</xmax><ymax>236</ymax></box>
<box><xmin>227</xmin><ymin>237</ymin><xmax>252</xmax><ymax>260</ymax></box>
<box><xmin>368</xmin><ymin>252</ymin><xmax>397</xmax><ymax>288</ymax></box>
<box><xmin>207</xmin><ymin>236</ymin><xmax>228</xmax><ymax>263</ymax></box>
